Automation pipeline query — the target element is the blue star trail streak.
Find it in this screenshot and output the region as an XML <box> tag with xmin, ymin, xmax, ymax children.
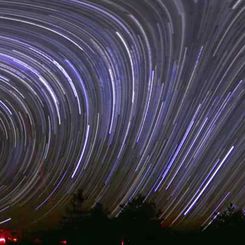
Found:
<box><xmin>0</xmin><ymin>0</ymin><xmax>244</xmax><ymax>229</ymax></box>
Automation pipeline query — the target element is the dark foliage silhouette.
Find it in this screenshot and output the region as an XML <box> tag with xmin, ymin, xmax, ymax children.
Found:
<box><xmin>57</xmin><ymin>192</ymin><xmax>164</xmax><ymax>244</ymax></box>
<box><xmin>115</xmin><ymin>195</ymin><xmax>162</xmax><ymax>245</ymax></box>
<box><xmin>204</xmin><ymin>203</ymin><xmax>245</xmax><ymax>240</ymax></box>
<box><xmin>58</xmin><ymin>189</ymin><xmax>113</xmax><ymax>244</ymax></box>
<box><xmin>61</xmin><ymin>188</ymin><xmax>86</xmax><ymax>231</ymax></box>
<box><xmin>19</xmin><ymin>193</ymin><xmax>245</xmax><ymax>244</ymax></box>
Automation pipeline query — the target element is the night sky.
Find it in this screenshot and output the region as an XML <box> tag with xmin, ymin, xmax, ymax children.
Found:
<box><xmin>0</xmin><ymin>0</ymin><xmax>244</xmax><ymax>230</ymax></box>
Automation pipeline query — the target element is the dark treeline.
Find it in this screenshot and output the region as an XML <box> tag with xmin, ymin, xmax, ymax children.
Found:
<box><xmin>19</xmin><ymin>190</ymin><xmax>245</xmax><ymax>244</ymax></box>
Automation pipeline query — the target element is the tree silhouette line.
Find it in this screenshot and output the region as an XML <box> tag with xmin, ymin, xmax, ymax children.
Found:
<box><xmin>58</xmin><ymin>189</ymin><xmax>163</xmax><ymax>245</ymax></box>
<box><xmin>23</xmin><ymin>189</ymin><xmax>245</xmax><ymax>244</ymax></box>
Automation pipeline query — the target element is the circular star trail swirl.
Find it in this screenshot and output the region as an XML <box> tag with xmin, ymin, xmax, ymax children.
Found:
<box><xmin>0</xmin><ymin>0</ymin><xmax>244</xmax><ymax>229</ymax></box>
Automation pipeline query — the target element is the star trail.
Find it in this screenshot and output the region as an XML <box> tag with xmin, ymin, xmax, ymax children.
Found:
<box><xmin>0</xmin><ymin>0</ymin><xmax>244</xmax><ymax>229</ymax></box>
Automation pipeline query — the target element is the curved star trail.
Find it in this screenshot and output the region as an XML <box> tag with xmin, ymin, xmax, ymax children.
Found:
<box><xmin>0</xmin><ymin>0</ymin><xmax>244</xmax><ymax>229</ymax></box>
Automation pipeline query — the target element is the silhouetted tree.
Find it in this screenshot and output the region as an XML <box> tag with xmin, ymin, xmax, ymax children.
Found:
<box><xmin>209</xmin><ymin>203</ymin><xmax>245</xmax><ymax>229</ymax></box>
<box><xmin>61</xmin><ymin>188</ymin><xmax>86</xmax><ymax>229</ymax></box>
<box><xmin>59</xmin><ymin>189</ymin><xmax>113</xmax><ymax>244</ymax></box>
<box><xmin>84</xmin><ymin>202</ymin><xmax>114</xmax><ymax>244</ymax></box>
<box><xmin>58</xmin><ymin>189</ymin><xmax>89</xmax><ymax>243</ymax></box>
<box><xmin>204</xmin><ymin>203</ymin><xmax>245</xmax><ymax>240</ymax></box>
<box><xmin>115</xmin><ymin>195</ymin><xmax>162</xmax><ymax>245</ymax></box>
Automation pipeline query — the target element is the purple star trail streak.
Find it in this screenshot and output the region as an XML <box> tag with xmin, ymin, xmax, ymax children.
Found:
<box><xmin>0</xmin><ymin>0</ymin><xmax>244</xmax><ymax>229</ymax></box>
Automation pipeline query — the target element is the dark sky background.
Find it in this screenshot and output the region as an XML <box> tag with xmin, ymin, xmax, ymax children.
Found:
<box><xmin>0</xmin><ymin>0</ymin><xmax>244</xmax><ymax>231</ymax></box>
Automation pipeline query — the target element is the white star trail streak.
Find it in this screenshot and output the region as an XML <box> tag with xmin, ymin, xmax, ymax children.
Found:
<box><xmin>0</xmin><ymin>0</ymin><xmax>244</xmax><ymax>229</ymax></box>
